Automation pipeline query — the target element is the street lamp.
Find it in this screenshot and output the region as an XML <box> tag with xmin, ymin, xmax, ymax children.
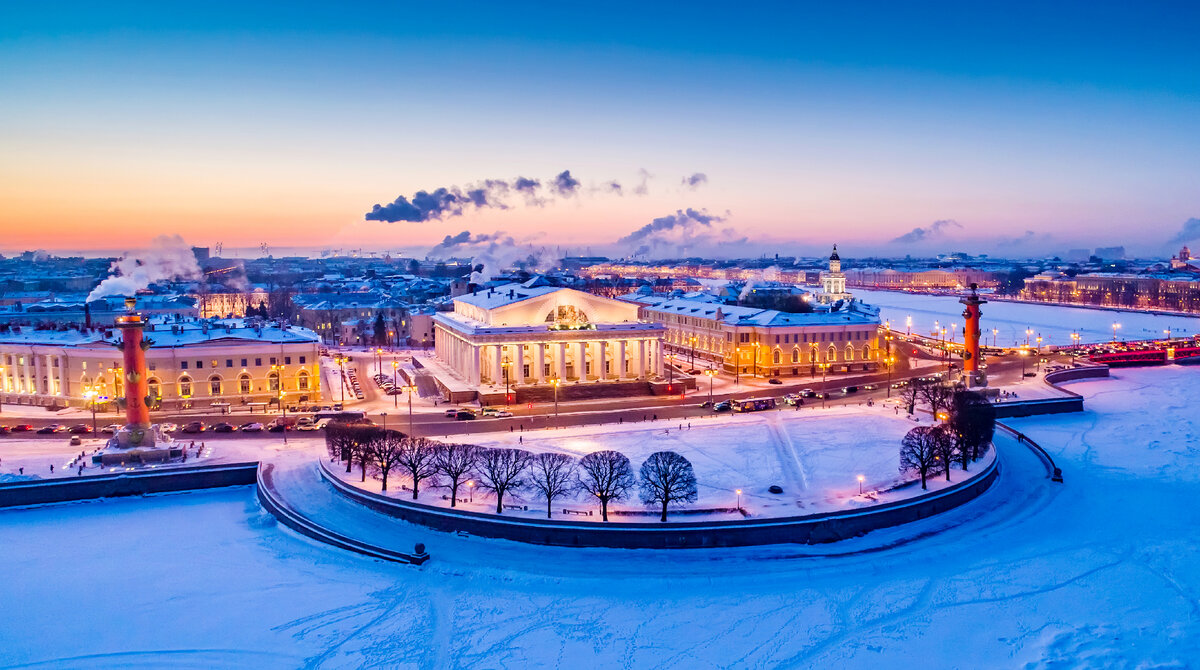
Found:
<box><xmin>380</xmin><ymin>411</ymin><xmax>388</xmax><ymax>432</ymax></box>
<box><xmin>406</xmin><ymin>383</ymin><xmax>416</xmax><ymax>436</ymax></box>
<box><xmin>83</xmin><ymin>387</ymin><xmax>98</xmax><ymax>435</ymax></box>
<box><xmin>703</xmin><ymin>368</ymin><xmax>716</xmax><ymax>408</ymax></box>
<box><xmin>905</xmin><ymin>315</ymin><xmax>912</xmax><ymax>336</ymax></box>
<box><xmin>1165</xmin><ymin>327</ymin><xmax>1173</xmax><ymax>341</ymax></box>
<box><xmin>689</xmin><ymin>336</ymin><xmax>697</xmax><ymax>369</ymax></box>
<box><xmin>1026</xmin><ymin>328</ymin><xmax>1033</xmax><ymax>346</ymax></box>
<box><xmin>857</xmin><ymin>474</ymin><xmax>864</xmax><ymax>495</ymax></box>
<box><xmin>886</xmin><ymin>355</ymin><xmax>895</xmax><ymax>397</ymax></box>
<box><xmin>334</xmin><ymin>355</ymin><xmax>347</xmax><ymax>403</ymax></box>
<box><xmin>1112</xmin><ymin>322</ymin><xmax>1121</xmax><ymax>342</ymax></box>
<box><xmin>735</xmin><ymin>488</ymin><xmax>742</xmax><ymax>510</ymax></box>
<box><xmin>992</xmin><ymin>328</ymin><xmax>999</xmax><ymax>348</ymax></box>
<box><xmin>391</xmin><ymin>360</ymin><xmax>399</xmax><ymax>408</ymax></box>
<box><xmin>550</xmin><ymin>377</ymin><xmax>561</xmax><ymax>428</ymax></box>
<box><xmin>466</xmin><ymin>479</ymin><xmax>475</xmax><ymax>503</ymax></box>
<box><xmin>1020</xmin><ymin>348</ymin><xmax>1030</xmax><ymax>376</ymax></box>
<box><xmin>819</xmin><ymin>363</ymin><xmax>828</xmax><ymax>409</ymax></box>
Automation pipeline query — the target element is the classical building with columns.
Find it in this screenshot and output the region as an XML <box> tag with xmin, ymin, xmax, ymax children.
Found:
<box><xmin>433</xmin><ymin>282</ymin><xmax>666</xmax><ymax>396</ymax></box>
<box><xmin>0</xmin><ymin>317</ymin><xmax>321</xmax><ymax>411</ymax></box>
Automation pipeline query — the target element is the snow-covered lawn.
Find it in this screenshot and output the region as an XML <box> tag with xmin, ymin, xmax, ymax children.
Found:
<box><xmin>2</xmin><ymin>366</ymin><xmax>1198</xmax><ymax>667</ymax></box>
<box><xmin>333</xmin><ymin>407</ymin><xmax>972</xmax><ymax>520</ymax></box>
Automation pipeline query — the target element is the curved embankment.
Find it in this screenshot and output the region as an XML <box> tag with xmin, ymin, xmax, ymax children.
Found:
<box><xmin>314</xmin><ymin>452</ymin><xmax>1000</xmax><ymax>549</ymax></box>
<box><xmin>256</xmin><ymin>463</ymin><xmax>429</xmax><ymax>565</ymax></box>
<box><xmin>0</xmin><ymin>462</ymin><xmax>258</xmax><ymax>508</ymax></box>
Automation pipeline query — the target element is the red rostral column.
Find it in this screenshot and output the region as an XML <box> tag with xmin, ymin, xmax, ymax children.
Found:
<box><xmin>959</xmin><ymin>283</ymin><xmax>988</xmax><ymax>387</ymax></box>
<box><xmin>115</xmin><ymin>297</ymin><xmax>151</xmax><ymax>428</ymax></box>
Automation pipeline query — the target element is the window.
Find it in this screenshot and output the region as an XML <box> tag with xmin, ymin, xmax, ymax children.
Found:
<box><xmin>179</xmin><ymin>376</ymin><xmax>193</xmax><ymax>397</ymax></box>
<box><xmin>149</xmin><ymin>363</ymin><xmax>156</xmax><ymax>371</ymax></box>
<box><xmin>241</xmin><ymin>358</ymin><xmax>248</xmax><ymax>367</ymax></box>
<box><xmin>297</xmin><ymin>371</ymin><xmax>309</xmax><ymax>390</ymax></box>
<box><xmin>284</xmin><ymin>356</ymin><xmax>291</xmax><ymax>365</ymax></box>
<box><xmin>209</xmin><ymin>376</ymin><xmax>222</xmax><ymax>395</ymax></box>
<box><xmin>268</xmin><ymin>371</ymin><xmax>280</xmax><ymax>392</ymax></box>
<box><xmin>180</xmin><ymin>361</ymin><xmax>188</xmax><ymax>370</ymax></box>
<box><xmin>255</xmin><ymin>358</ymin><xmax>262</xmax><ymax>366</ymax></box>
<box><xmin>772</xmin><ymin>349</ymin><xmax>781</xmax><ymax>364</ymax></box>
<box><xmin>827</xmin><ymin>344</ymin><xmax>837</xmax><ymax>361</ymax></box>
<box><xmin>845</xmin><ymin>344</ymin><xmax>855</xmax><ymax>361</ymax></box>
<box><xmin>226</xmin><ymin>359</ymin><xmax>233</xmax><ymax>368</ymax></box>
<box><xmin>792</xmin><ymin>348</ymin><xmax>800</xmax><ymax>363</ymax></box>
<box><xmin>239</xmin><ymin>374</ymin><xmax>251</xmax><ymax>394</ymax></box>
<box><xmin>774</xmin><ymin>335</ymin><xmax>780</xmax><ymax>344</ymax></box>
<box><xmin>148</xmin><ymin>379</ymin><xmax>160</xmax><ymax>399</ymax></box>
<box><xmin>195</xmin><ymin>360</ymin><xmax>203</xmax><ymax>369</ymax></box>
<box><xmin>270</xmin><ymin>357</ymin><xmax>276</xmax><ymax>365</ymax></box>
<box><xmin>299</xmin><ymin>356</ymin><xmax>306</xmax><ymax>364</ymax></box>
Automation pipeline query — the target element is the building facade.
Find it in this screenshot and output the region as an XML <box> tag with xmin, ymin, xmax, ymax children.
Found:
<box><xmin>433</xmin><ymin>283</ymin><xmax>666</xmax><ymax>389</ymax></box>
<box><xmin>0</xmin><ymin>318</ymin><xmax>322</xmax><ymax>411</ymax></box>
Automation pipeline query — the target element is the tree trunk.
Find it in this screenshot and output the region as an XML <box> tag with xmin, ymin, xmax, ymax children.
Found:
<box><xmin>660</xmin><ymin>499</ymin><xmax>668</xmax><ymax>522</ymax></box>
<box><xmin>381</xmin><ymin>468</ymin><xmax>388</xmax><ymax>491</ymax></box>
<box><xmin>412</xmin><ymin>481</ymin><xmax>419</xmax><ymax>500</ymax></box>
<box><xmin>600</xmin><ymin>499</ymin><xmax>608</xmax><ymax>522</ymax></box>
<box><xmin>345</xmin><ymin>456</ymin><xmax>352</xmax><ymax>474</ymax></box>
<box><xmin>449</xmin><ymin>482</ymin><xmax>459</xmax><ymax>508</ymax></box>
<box><xmin>360</xmin><ymin>460</ymin><xmax>366</xmax><ymax>482</ymax></box>
<box><xmin>546</xmin><ymin>499</ymin><xmax>552</xmax><ymax>519</ymax></box>
<box><xmin>495</xmin><ymin>494</ymin><xmax>504</xmax><ymax>514</ymax></box>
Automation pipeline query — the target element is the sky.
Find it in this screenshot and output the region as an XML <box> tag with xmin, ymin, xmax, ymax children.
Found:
<box><xmin>2</xmin><ymin>1</ymin><xmax>1199</xmax><ymax>259</ymax></box>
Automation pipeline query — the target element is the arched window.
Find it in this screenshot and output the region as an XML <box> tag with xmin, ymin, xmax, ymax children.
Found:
<box><xmin>209</xmin><ymin>375</ymin><xmax>222</xmax><ymax>395</ymax></box>
<box><xmin>179</xmin><ymin>375</ymin><xmax>193</xmax><ymax>397</ymax></box>
<box><xmin>827</xmin><ymin>345</ymin><xmax>837</xmax><ymax>362</ymax></box>
<box><xmin>862</xmin><ymin>344</ymin><xmax>872</xmax><ymax>360</ymax></box>
<box><xmin>772</xmin><ymin>349</ymin><xmax>781</xmax><ymax>364</ymax></box>
<box><xmin>239</xmin><ymin>374</ymin><xmax>251</xmax><ymax>395</ymax></box>
<box><xmin>791</xmin><ymin>347</ymin><xmax>800</xmax><ymax>363</ymax></box>
<box><xmin>845</xmin><ymin>344</ymin><xmax>855</xmax><ymax>361</ymax></box>
<box><xmin>80</xmin><ymin>374</ymin><xmax>92</xmax><ymax>389</ymax></box>
<box><xmin>297</xmin><ymin>371</ymin><xmax>309</xmax><ymax>390</ymax></box>
<box><xmin>268</xmin><ymin>371</ymin><xmax>280</xmax><ymax>392</ymax></box>
<box><xmin>148</xmin><ymin>379</ymin><xmax>161</xmax><ymax>400</ymax></box>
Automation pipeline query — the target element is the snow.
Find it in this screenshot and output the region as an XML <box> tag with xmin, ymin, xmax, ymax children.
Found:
<box><xmin>855</xmin><ymin>287</ymin><xmax>1200</xmax><ymax>346</ymax></box>
<box><xmin>331</xmin><ymin>407</ymin><xmax>974</xmax><ymax>520</ymax></box>
<box><xmin>1</xmin><ymin>366</ymin><xmax>1199</xmax><ymax>666</ymax></box>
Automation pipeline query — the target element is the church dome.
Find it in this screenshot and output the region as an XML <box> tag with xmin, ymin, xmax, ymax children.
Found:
<box><xmin>830</xmin><ymin>244</ymin><xmax>840</xmax><ymax>261</ymax></box>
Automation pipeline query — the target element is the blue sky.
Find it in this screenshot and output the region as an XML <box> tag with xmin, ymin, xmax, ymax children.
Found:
<box><xmin>1</xmin><ymin>1</ymin><xmax>1198</xmax><ymax>257</ymax></box>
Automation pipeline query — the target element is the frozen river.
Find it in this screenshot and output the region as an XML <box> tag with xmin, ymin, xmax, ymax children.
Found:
<box><xmin>1</xmin><ymin>366</ymin><xmax>1198</xmax><ymax>667</ymax></box>
<box><xmin>853</xmin><ymin>288</ymin><xmax>1200</xmax><ymax>346</ymax></box>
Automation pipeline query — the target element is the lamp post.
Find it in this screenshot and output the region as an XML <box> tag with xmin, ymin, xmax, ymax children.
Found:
<box><xmin>1020</xmin><ymin>349</ymin><xmax>1029</xmax><ymax>376</ymax></box>
<box><xmin>502</xmin><ymin>355</ymin><xmax>510</xmax><ymax>406</ymax></box>
<box><xmin>83</xmin><ymin>388</ymin><xmax>97</xmax><ymax>435</ymax></box>
<box><xmin>1165</xmin><ymin>327</ymin><xmax>1173</xmax><ymax>341</ymax></box>
<box><xmin>1025</xmin><ymin>328</ymin><xmax>1033</xmax><ymax>347</ymax></box>
<box><xmin>1112</xmin><ymin>322</ymin><xmax>1121</xmax><ymax>342</ymax></box>
<box><xmin>406</xmin><ymin>383</ymin><xmax>415</xmax><ymax>436</ymax></box>
<box><xmin>279</xmin><ymin>390</ymin><xmax>288</xmax><ymax>444</ymax></box>
<box><xmin>820</xmin><ymin>363</ymin><xmax>828</xmax><ymax>409</ymax></box>
<box><xmin>380</xmin><ymin>411</ymin><xmax>388</xmax><ymax>432</ymax></box>
<box><xmin>334</xmin><ymin>355</ymin><xmax>347</xmax><ymax>403</ymax></box>
<box><xmin>735</xmin><ymin>488</ymin><xmax>742</xmax><ymax>511</ymax></box>
<box><xmin>857</xmin><ymin>474</ymin><xmax>864</xmax><ymax>495</ymax></box>
<box><xmin>467</xmin><ymin>479</ymin><xmax>474</xmax><ymax>503</ymax></box>
<box><xmin>734</xmin><ymin>346</ymin><xmax>740</xmax><ymax>387</ymax></box>
<box><xmin>392</xmin><ymin>360</ymin><xmax>399</xmax><ymax>408</ymax></box>
<box><xmin>689</xmin><ymin>336</ymin><xmax>697</xmax><ymax>369</ymax></box>
<box><xmin>886</xmin><ymin>355</ymin><xmax>895</xmax><ymax>397</ymax></box>
<box><xmin>992</xmin><ymin>328</ymin><xmax>999</xmax><ymax>348</ymax></box>
<box><xmin>550</xmin><ymin>378</ymin><xmax>560</xmax><ymax>428</ymax></box>
<box><xmin>703</xmin><ymin>368</ymin><xmax>715</xmax><ymax>408</ymax></box>
<box><xmin>905</xmin><ymin>315</ymin><xmax>912</xmax><ymax>336</ymax></box>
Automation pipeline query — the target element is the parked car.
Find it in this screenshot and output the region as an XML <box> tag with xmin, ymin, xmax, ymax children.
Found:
<box><xmin>181</xmin><ymin>421</ymin><xmax>205</xmax><ymax>434</ymax></box>
<box><xmin>11</xmin><ymin>424</ymin><xmax>33</xmax><ymax>432</ymax></box>
<box><xmin>37</xmin><ymin>424</ymin><xmax>66</xmax><ymax>434</ymax></box>
<box><xmin>444</xmin><ymin>409</ymin><xmax>460</xmax><ymax>418</ymax></box>
<box><xmin>100</xmin><ymin>424</ymin><xmax>121</xmax><ymax>435</ymax></box>
<box><xmin>68</xmin><ymin>424</ymin><xmax>92</xmax><ymax>434</ymax></box>
<box><xmin>159</xmin><ymin>422</ymin><xmax>179</xmax><ymax>433</ymax></box>
<box><xmin>863</xmin><ymin>384</ymin><xmax>878</xmax><ymax>391</ymax></box>
<box><xmin>240</xmin><ymin>422</ymin><xmax>265</xmax><ymax>432</ymax></box>
<box><xmin>295</xmin><ymin>418</ymin><xmax>320</xmax><ymax>431</ymax></box>
<box><xmin>211</xmin><ymin>422</ymin><xmax>237</xmax><ymax>433</ymax></box>
<box><xmin>0</xmin><ymin>425</ymin><xmax>10</xmax><ymax>435</ymax></box>
<box><xmin>69</xmin><ymin>435</ymin><xmax>83</xmax><ymax>446</ymax></box>
<box><xmin>768</xmin><ymin>378</ymin><xmax>783</xmax><ymax>385</ymax></box>
<box><xmin>455</xmin><ymin>410</ymin><xmax>477</xmax><ymax>421</ymax></box>
<box><xmin>699</xmin><ymin>400</ymin><xmax>713</xmax><ymax>408</ymax></box>
<box><xmin>842</xmin><ymin>386</ymin><xmax>859</xmax><ymax>394</ymax></box>
<box><xmin>799</xmin><ymin>389</ymin><xmax>817</xmax><ymax>398</ymax></box>
<box><xmin>713</xmin><ymin>400</ymin><xmax>732</xmax><ymax>412</ymax></box>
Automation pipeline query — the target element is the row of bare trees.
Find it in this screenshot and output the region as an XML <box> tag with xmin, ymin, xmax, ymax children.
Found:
<box><xmin>899</xmin><ymin>390</ymin><xmax>997</xmax><ymax>489</ymax></box>
<box><xmin>897</xmin><ymin>377</ymin><xmax>954</xmax><ymax>416</ymax></box>
<box><xmin>326</xmin><ymin>424</ymin><xmax>700</xmax><ymax>521</ymax></box>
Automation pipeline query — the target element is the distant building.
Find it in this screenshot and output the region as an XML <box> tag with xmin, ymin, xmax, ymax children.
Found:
<box><xmin>817</xmin><ymin>245</ymin><xmax>850</xmax><ymax>303</ymax></box>
<box><xmin>191</xmin><ymin>246</ymin><xmax>210</xmax><ymax>262</ymax></box>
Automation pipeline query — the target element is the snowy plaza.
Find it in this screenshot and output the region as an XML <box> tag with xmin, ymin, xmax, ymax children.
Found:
<box><xmin>1</xmin><ymin>366</ymin><xmax>1198</xmax><ymax>666</ymax></box>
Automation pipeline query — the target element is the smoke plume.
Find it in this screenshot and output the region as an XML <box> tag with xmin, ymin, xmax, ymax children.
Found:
<box><xmin>619</xmin><ymin>208</ymin><xmax>745</xmax><ymax>257</ymax></box>
<box><xmin>367</xmin><ymin>169</ymin><xmax>608</xmax><ymax>222</ymax></box>
<box><xmin>551</xmin><ymin>170</ymin><xmax>581</xmax><ymax>197</ymax></box>
<box><xmin>1168</xmin><ymin>218</ymin><xmax>1200</xmax><ymax>245</ymax></box>
<box><xmin>633</xmin><ymin>168</ymin><xmax>652</xmax><ymax>196</ymax></box>
<box><xmin>739</xmin><ymin>266</ymin><xmax>781</xmax><ymax>301</ymax></box>
<box><xmin>891</xmin><ymin>219</ymin><xmax>962</xmax><ymax>244</ymax></box>
<box><xmin>426</xmin><ymin>230</ymin><xmax>547</xmax><ymax>283</ymax></box>
<box><xmin>87</xmin><ymin>234</ymin><xmax>202</xmax><ymax>302</ymax></box>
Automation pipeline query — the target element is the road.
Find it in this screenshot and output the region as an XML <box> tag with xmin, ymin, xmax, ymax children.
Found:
<box><xmin>0</xmin><ymin>348</ymin><xmax>1060</xmax><ymax>442</ymax></box>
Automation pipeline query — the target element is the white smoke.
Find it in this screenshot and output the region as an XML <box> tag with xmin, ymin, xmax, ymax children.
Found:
<box><xmin>426</xmin><ymin>230</ymin><xmax>547</xmax><ymax>283</ymax></box>
<box><xmin>739</xmin><ymin>266</ymin><xmax>781</xmax><ymax>301</ymax></box>
<box><xmin>87</xmin><ymin>234</ymin><xmax>202</xmax><ymax>302</ymax></box>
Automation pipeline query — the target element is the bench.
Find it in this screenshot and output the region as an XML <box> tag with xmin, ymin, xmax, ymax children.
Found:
<box><xmin>503</xmin><ymin>503</ymin><xmax>528</xmax><ymax>511</ymax></box>
<box><xmin>562</xmin><ymin>508</ymin><xmax>593</xmax><ymax>517</ymax></box>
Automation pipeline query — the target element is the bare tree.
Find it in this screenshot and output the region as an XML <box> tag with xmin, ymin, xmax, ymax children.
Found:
<box><xmin>325</xmin><ymin>422</ymin><xmax>357</xmax><ymax>472</ymax></box>
<box><xmin>900</xmin><ymin>426</ymin><xmax>944</xmax><ymax>490</ymax></box>
<box><xmin>396</xmin><ymin>436</ymin><xmax>439</xmax><ymax>500</ymax></box>
<box><xmin>930</xmin><ymin>424</ymin><xmax>957</xmax><ymax>481</ymax></box>
<box><xmin>949</xmin><ymin>389</ymin><xmax>997</xmax><ymax>469</ymax></box>
<box><xmin>363</xmin><ymin>429</ymin><xmax>405</xmax><ymax>492</ymax></box>
<box><xmin>477</xmin><ymin>448</ymin><xmax>533</xmax><ymax>513</ymax></box>
<box><xmin>528</xmin><ymin>452</ymin><xmax>577</xmax><ymax>519</ymax></box>
<box><xmin>919</xmin><ymin>382</ymin><xmax>954</xmax><ymax>416</ymax></box>
<box><xmin>433</xmin><ymin>442</ymin><xmax>479</xmax><ymax>508</ymax></box>
<box><xmin>638</xmin><ymin>451</ymin><xmax>699</xmax><ymax>522</ymax></box>
<box><xmin>578</xmin><ymin>450</ymin><xmax>636</xmax><ymax>522</ymax></box>
<box><xmin>899</xmin><ymin>379</ymin><xmax>924</xmax><ymax>415</ymax></box>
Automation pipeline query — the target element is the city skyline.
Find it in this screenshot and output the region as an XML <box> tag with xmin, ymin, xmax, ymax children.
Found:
<box><xmin>2</xmin><ymin>1</ymin><xmax>1199</xmax><ymax>257</ymax></box>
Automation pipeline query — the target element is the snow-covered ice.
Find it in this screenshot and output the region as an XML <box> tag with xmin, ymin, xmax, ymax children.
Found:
<box><xmin>1</xmin><ymin>366</ymin><xmax>1198</xmax><ymax>667</ymax></box>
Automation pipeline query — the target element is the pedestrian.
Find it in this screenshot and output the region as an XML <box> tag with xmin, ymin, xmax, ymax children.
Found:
<box><xmin>19</xmin><ymin>467</ymin><xmax>23</xmax><ymax>475</ymax></box>
<box><xmin>78</xmin><ymin>466</ymin><xmax>83</xmax><ymax>476</ymax></box>
<box><xmin>688</xmin><ymin>422</ymin><xmax>691</xmax><ymax>429</ymax></box>
<box><xmin>653</xmin><ymin>414</ymin><xmax>658</xmax><ymax>421</ymax></box>
<box><xmin>49</xmin><ymin>464</ymin><xmax>54</xmax><ymax>473</ymax></box>
<box><xmin>519</xmin><ymin>435</ymin><xmax>523</xmax><ymax>444</ymax></box>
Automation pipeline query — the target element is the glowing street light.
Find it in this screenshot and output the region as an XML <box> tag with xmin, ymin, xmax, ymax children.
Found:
<box><xmin>735</xmin><ymin>488</ymin><xmax>742</xmax><ymax>510</ymax></box>
<box><xmin>992</xmin><ymin>328</ymin><xmax>999</xmax><ymax>348</ymax></box>
<box><xmin>466</xmin><ymin>480</ymin><xmax>475</xmax><ymax>503</ymax></box>
<box><xmin>1112</xmin><ymin>322</ymin><xmax>1121</xmax><ymax>342</ymax></box>
<box><xmin>703</xmin><ymin>368</ymin><xmax>716</xmax><ymax>408</ymax></box>
<box><xmin>905</xmin><ymin>315</ymin><xmax>912</xmax><ymax>335</ymax></box>
<box><xmin>857</xmin><ymin>474</ymin><xmax>865</xmax><ymax>495</ymax></box>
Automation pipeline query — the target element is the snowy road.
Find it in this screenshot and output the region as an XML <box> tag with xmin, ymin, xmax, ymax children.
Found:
<box><xmin>1</xmin><ymin>367</ymin><xmax>1198</xmax><ymax>667</ymax></box>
